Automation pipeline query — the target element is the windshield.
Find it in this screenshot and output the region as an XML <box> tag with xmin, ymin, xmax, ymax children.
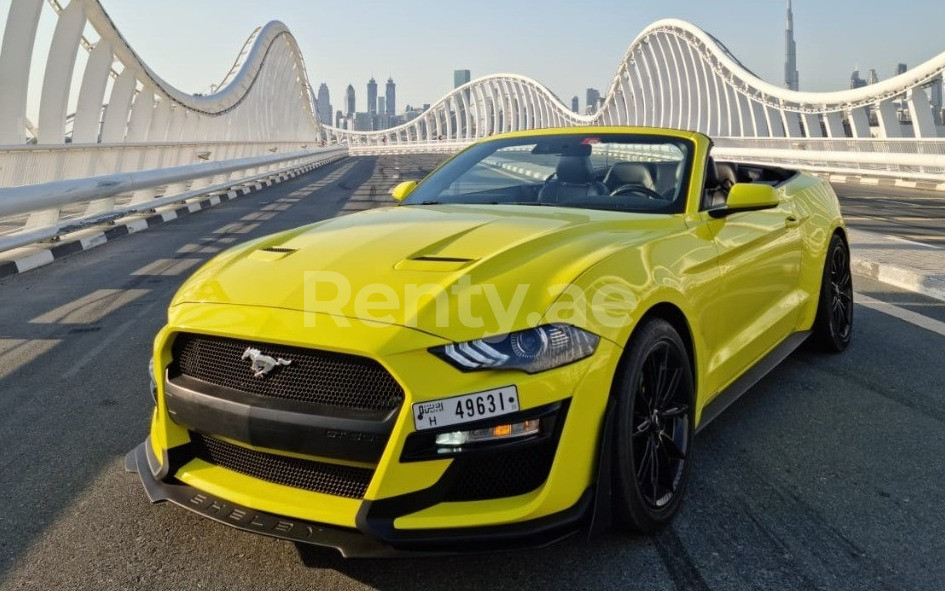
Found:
<box><xmin>402</xmin><ymin>133</ymin><xmax>694</xmax><ymax>213</ymax></box>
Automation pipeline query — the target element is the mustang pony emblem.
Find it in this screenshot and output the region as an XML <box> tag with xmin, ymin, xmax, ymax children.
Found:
<box><xmin>241</xmin><ymin>347</ymin><xmax>292</xmax><ymax>378</ymax></box>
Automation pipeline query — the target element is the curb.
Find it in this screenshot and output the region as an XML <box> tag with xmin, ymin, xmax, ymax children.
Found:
<box><xmin>851</xmin><ymin>254</ymin><xmax>945</xmax><ymax>302</ymax></box>
<box><xmin>0</xmin><ymin>156</ymin><xmax>347</xmax><ymax>280</ymax></box>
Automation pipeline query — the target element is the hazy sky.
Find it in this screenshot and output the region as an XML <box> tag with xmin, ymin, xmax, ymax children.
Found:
<box><xmin>8</xmin><ymin>0</ymin><xmax>945</xmax><ymax>115</ymax></box>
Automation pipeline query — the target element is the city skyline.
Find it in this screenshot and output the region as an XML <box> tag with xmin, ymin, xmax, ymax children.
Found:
<box><xmin>7</xmin><ymin>0</ymin><xmax>945</xmax><ymax>121</ymax></box>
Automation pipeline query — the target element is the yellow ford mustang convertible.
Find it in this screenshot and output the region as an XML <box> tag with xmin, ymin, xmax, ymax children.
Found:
<box><xmin>127</xmin><ymin>127</ymin><xmax>852</xmax><ymax>557</ymax></box>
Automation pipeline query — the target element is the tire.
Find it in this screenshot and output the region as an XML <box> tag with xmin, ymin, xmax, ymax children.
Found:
<box><xmin>612</xmin><ymin>318</ymin><xmax>695</xmax><ymax>533</ymax></box>
<box><xmin>811</xmin><ymin>234</ymin><xmax>853</xmax><ymax>352</ymax></box>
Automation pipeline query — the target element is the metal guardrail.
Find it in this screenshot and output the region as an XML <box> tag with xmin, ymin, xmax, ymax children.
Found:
<box><xmin>712</xmin><ymin>137</ymin><xmax>945</xmax><ymax>155</ymax></box>
<box><xmin>0</xmin><ymin>141</ymin><xmax>328</xmax><ymax>188</ymax></box>
<box><xmin>712</xmin><ymin>145</ymin><xmax>945</xmax><ymax>180</ymax></box>
<box><xmin>0</xmin><ymin>146</ymin><xmax>346</xmax><ymax>253</ymax></box>
<box><xmin>2</xmin><ymin>135</ymin><xmax>943</xmax><ymax>255</ymax></box>
<box><xmin>347</xmin><ymin>141</ymin><xmax>472</xmax><ymax>156</ymax></box>
<box><xmin>349</xmin><ymin>138</ymin><xmax>945</xmax><ymax>180</ymax></box>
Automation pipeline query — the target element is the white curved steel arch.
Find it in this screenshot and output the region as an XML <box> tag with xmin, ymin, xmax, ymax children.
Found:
<box><xmin>0</xmin><ymin>0</ymin><xmax>323</xmax><ymax>146</ymax></box>
<box><xmin>1</xmin><ymin>3</ymin><xmax>944</xmax><ymax>180</ymax></box>
<box><xmin>332</xmin><ymin>18</ymin><xmax>945</xmax><ymax>146</ymax></box>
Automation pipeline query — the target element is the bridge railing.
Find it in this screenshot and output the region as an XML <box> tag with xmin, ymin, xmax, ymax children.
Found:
<box><xmin>0</xmin><ymin>146</ymin><xmax>346</xmax><ymax>253</ymax></box>
<box><xmin>0</xmin><ymin>141</ymin><xmax>329</xmax><ymax>188</ymax></box>
<box><xmin>347</xmin><ymin>137</ymin><xmax>945</xmax><ymax>181</ymax></box>
<box><xmin>712</xmin><ymin>137</ymin><xmax>945</xmax><ymax>180</ymax></box>
<box><xmin>347</xmin><ymin>141</ymin><xmax>472</xmax><ymax>156</ymax></box>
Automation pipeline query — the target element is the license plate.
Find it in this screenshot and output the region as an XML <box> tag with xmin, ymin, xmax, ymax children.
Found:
<box><xmin>412</xmin><ymin>386</ymin><xmax>519</xmax><ymax>431</ymax></box>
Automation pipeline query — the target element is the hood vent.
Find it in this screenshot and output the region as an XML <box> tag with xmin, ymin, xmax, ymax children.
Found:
<box><xmin>410</xmin><ymin>255</ymin><xmax>474</xmax><ymax>263</ymax></box>
<box><xmin>249</xmin><ymin>246</ymin><xmax>298</xmax><ymax>262</ymax></box>
<box><xmin>395</xmin><ymin>254</ymin><xmax>477</xmax><ymax>272</ymax></box>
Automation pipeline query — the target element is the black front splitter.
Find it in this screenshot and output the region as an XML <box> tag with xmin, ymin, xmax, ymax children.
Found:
<box><xmin>125</xmin><ymin>441</ymin><xmax>398</xmax><ymax>558</ymax></box>
<box><xmin>125</xmin><ymin>441</ymin><xmax>591</xmax><ymax>558</ymax></box>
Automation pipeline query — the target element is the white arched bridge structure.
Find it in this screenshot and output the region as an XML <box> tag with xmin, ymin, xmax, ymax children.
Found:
<box><xmin>2</xmin><ymin>0</ymin><xmax>945</xmax><ymax>254</ymax></box>
<box><xmin>334</xmin><ymin>20</ymin><xmax>945</xmax><ymax>147</ymax></box>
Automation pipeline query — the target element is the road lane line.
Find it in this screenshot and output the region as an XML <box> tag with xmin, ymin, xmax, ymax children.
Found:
<box><xmin>61</xmin><ymin>312</ymin><xmax>152</xmax><ymax>379</ymax></box>
<box><xmin>877</xmin><ymin>199</ymin><xmax>920</xmax><ymax>208</ymax></box>
<box><xmin>0</xmin><ymin>339</ymin><xmax>61</xmax><ymax>380</ymax></box>
<box><xmin>883</xmin><ymin>235</ymin><xmax>942</xmax><ymax>250</ymax></box>
<box><xmin>856</xmin><ymin>293</ymin><xmax>945</xmax><ymax>338</ymax></box>
<box><xmin>131</xmin><ymin>257</ymin><xmax>203</xmax><ymax>276</ymax></box>
<box><xmin>29</xmin><ymin>289</ymin><xmax>150</xmax><ymax>324</ymax></box>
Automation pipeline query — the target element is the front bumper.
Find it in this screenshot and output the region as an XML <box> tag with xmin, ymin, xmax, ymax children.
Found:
<box><xmin>126</xmin><ymin>440</ymin><xmax>592</xmax><ymax>558</ymax></box>
<box><xmin>137</xmin><ymin>304</ymin><xmax>620</xmax><ymax>554</ymax></box>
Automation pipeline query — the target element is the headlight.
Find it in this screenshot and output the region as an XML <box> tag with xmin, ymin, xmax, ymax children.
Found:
<box><xmin>148</xmin><ymin>357</ymin><xmax>158</xmax><ymax>403</ymax></box>
<box><xmin>431</xmin><ymin>324</ymin><xmax>599</xmax><ymax>373</ymax></box>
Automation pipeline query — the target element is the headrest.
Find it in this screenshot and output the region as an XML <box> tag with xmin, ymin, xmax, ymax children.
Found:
<box><xmin>704</xmin><ymin>156</ymin><xmax>720</xmax><ymax>188</ymax></box>
<box><xmin>715</xmin><ymin>162</ymin><xmax>739</xmax><ymax>189</ymax></box>
<box><xmin>604</xmin><ymin>162</ymin><xmax>655</xmax><ymax>189</ymax></box>
<box><xmin>556</xmin><ymin>156</ymin><xmax>594</xmax><ymax>183</ymax></box>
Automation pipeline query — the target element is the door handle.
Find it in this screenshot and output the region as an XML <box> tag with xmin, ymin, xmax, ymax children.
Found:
<box><xmin>785</xmin><ymin>215</ymin><xmax>800</xmax><ymax>228</ymax></box>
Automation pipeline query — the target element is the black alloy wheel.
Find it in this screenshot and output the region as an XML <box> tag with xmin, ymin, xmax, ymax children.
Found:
<box><xmin>813</xmin><ymin>234</ymin><xmax>853</xmax><ymax>352</ymax></box>
<box><xmin>612</xmin><ymin>318</ymin><xmax>694</xmax><ymax>533</ymax></box>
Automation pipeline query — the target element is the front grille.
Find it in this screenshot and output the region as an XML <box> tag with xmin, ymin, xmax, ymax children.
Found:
<box><xmin>171</xmin><ymin>333</ymin><xmax>404</xmax><ymax>412</ymax></box>
<box><xmin>190</xmin><ymin>432</ymin><xmax>373</xmax><ymax>499</ymax></box>
<box><xmin>445</xmin><ymin>444</ymin><xmax>556</xmax><ymax>502</ymax></box>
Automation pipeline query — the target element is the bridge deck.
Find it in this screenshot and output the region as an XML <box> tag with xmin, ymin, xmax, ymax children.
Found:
<box><xmin>0</xmin><ymin>156</ymin><xmax>943</xmax><ymax>589</ymax></box>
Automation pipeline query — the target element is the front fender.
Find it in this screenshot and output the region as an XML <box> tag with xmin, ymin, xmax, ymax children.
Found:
<box><xmin>540</xmin><ymin>227</ymin><xmax>720</xmax><ymax>412</ymax></box>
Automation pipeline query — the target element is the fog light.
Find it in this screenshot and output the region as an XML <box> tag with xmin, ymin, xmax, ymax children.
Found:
<box><xmin>435</xmin><ymin>419</ymin><xmax>540</xmax><ymax>448</ymax></box>
<box><xmin>148</xmin><ymin>357</ymin><xmax>158</xmax><ymax>403</ymax></box>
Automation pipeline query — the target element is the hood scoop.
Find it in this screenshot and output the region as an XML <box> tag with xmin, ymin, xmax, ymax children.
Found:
<box><xmin>248</xmin><ymin>246</ymin><xmax>298</xmax><ymax>262</ymax></box>
<box><xmin>395</xmin><ymin>254</ymin><xmax>477</xmax><ymax>272</ymax></box>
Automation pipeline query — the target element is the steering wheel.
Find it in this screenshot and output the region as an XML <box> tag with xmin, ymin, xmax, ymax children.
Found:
<box><xmin>610</xmin><ymin>183</ymin><xmax>663</xmax><ymax>200</ymax></box>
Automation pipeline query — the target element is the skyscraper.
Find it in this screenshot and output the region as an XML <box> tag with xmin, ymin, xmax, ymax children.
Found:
<box><xmin>345</xmin><ymin>84</ymin><xmax>355</xmax><ymax>117</ymax></box>
<box><xmin>378</xmin><ymin>96</ymin><xmax>386</xmax><ymax>116</ymax></box>
<box><xmin>896</xmin><ymin>63</ymin><xmax>908</xmax><ymax>76</ymax></box>
<box><xmin>571</xmin><ymin>96</ymin><xmax>579</xmax><ymax>113</ymax></box>
<box><xmin>316</xmin><ymin>83</ymin><xmax>332</xmax><ymax>125</ymax></box>
<box><xmin>367</xmin><ymin>77</ymin><xmax>378</xmax><ymax>115</ymax></box>
<box><xmin>386</xmin><ymin>77</ymin><xmax>396</xmax><ymax>116</ymax></box>
<box><xmin>586</xmin><ymin>88</ymin><xmax>600</xmax><ymax>114</ymax></box>
<box><xmin>867</xmin><ymin>69</ymin><xmax>879</xmax><ymax>85</ymax></box>
<box><xmin>784</xmin><ymin>0</ymin><xmax>799</xmax><ymax>90</ymax></box>
<box><xmin>849</xmin><ymin>69</ymin><xmax>866</xmax><ymax>89</ymax></box>
<box><xmin>454</xmin><ymin>69</ymin><xmax>471</xmax><ymax>88</ymax></box>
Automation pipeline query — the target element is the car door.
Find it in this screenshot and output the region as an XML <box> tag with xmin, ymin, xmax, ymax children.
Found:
<box><xmin>701</xmin><ymin>191</ymin><xmax>805</xmax><ymax>396</ymax></box>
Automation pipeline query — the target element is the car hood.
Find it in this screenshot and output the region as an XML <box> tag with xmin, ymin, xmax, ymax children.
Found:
<box><xmin>172</xmin><ymin>204</ymin><xmax>679</xmax><ymax>341</ymax></box>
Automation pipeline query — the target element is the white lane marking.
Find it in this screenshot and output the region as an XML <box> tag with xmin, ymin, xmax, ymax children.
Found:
<box><xmin>878</xmin><ymin>199</ymin><xmax>920</xmax><ymax>208</ymax></box>
<box><xmin>489</xmin><ymin>165</ymin><xmax>535</xmax><ymax>182</ymax></box>
<box><xmin>856</xmin><ymin>293</ymin><xmax>945</xmax><ymax>338</ymax></box>
<box><xmin>883</xmin><ymin>235</ymin><xmax>942</xmax><ymax>250</ymax></box>
<box><xmin>61</xmin><ymin>314</ymin><xmax>145</xmax><ymax>379</ymax></box>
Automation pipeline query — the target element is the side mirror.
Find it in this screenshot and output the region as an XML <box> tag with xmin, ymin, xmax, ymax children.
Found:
<box><xmin>391</xmin><ymin>180</ymin><xmax>418</xmax><ymax>202</ymax></box>
<box><xmin>709</xmin><ymin>183</ymin><xmax>779</xmax><ymax>218</ymax></box>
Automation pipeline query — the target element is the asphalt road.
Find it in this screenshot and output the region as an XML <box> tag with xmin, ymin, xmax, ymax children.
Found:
<box><xmin>832</xmin><ymin>182</ymin><xmax>945</xmax><ymax>247</ymax></box>
<box><xmin>0</xmin><ymin>155</ymin><xmax>943</xmax><ymax>590</ymax></box>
